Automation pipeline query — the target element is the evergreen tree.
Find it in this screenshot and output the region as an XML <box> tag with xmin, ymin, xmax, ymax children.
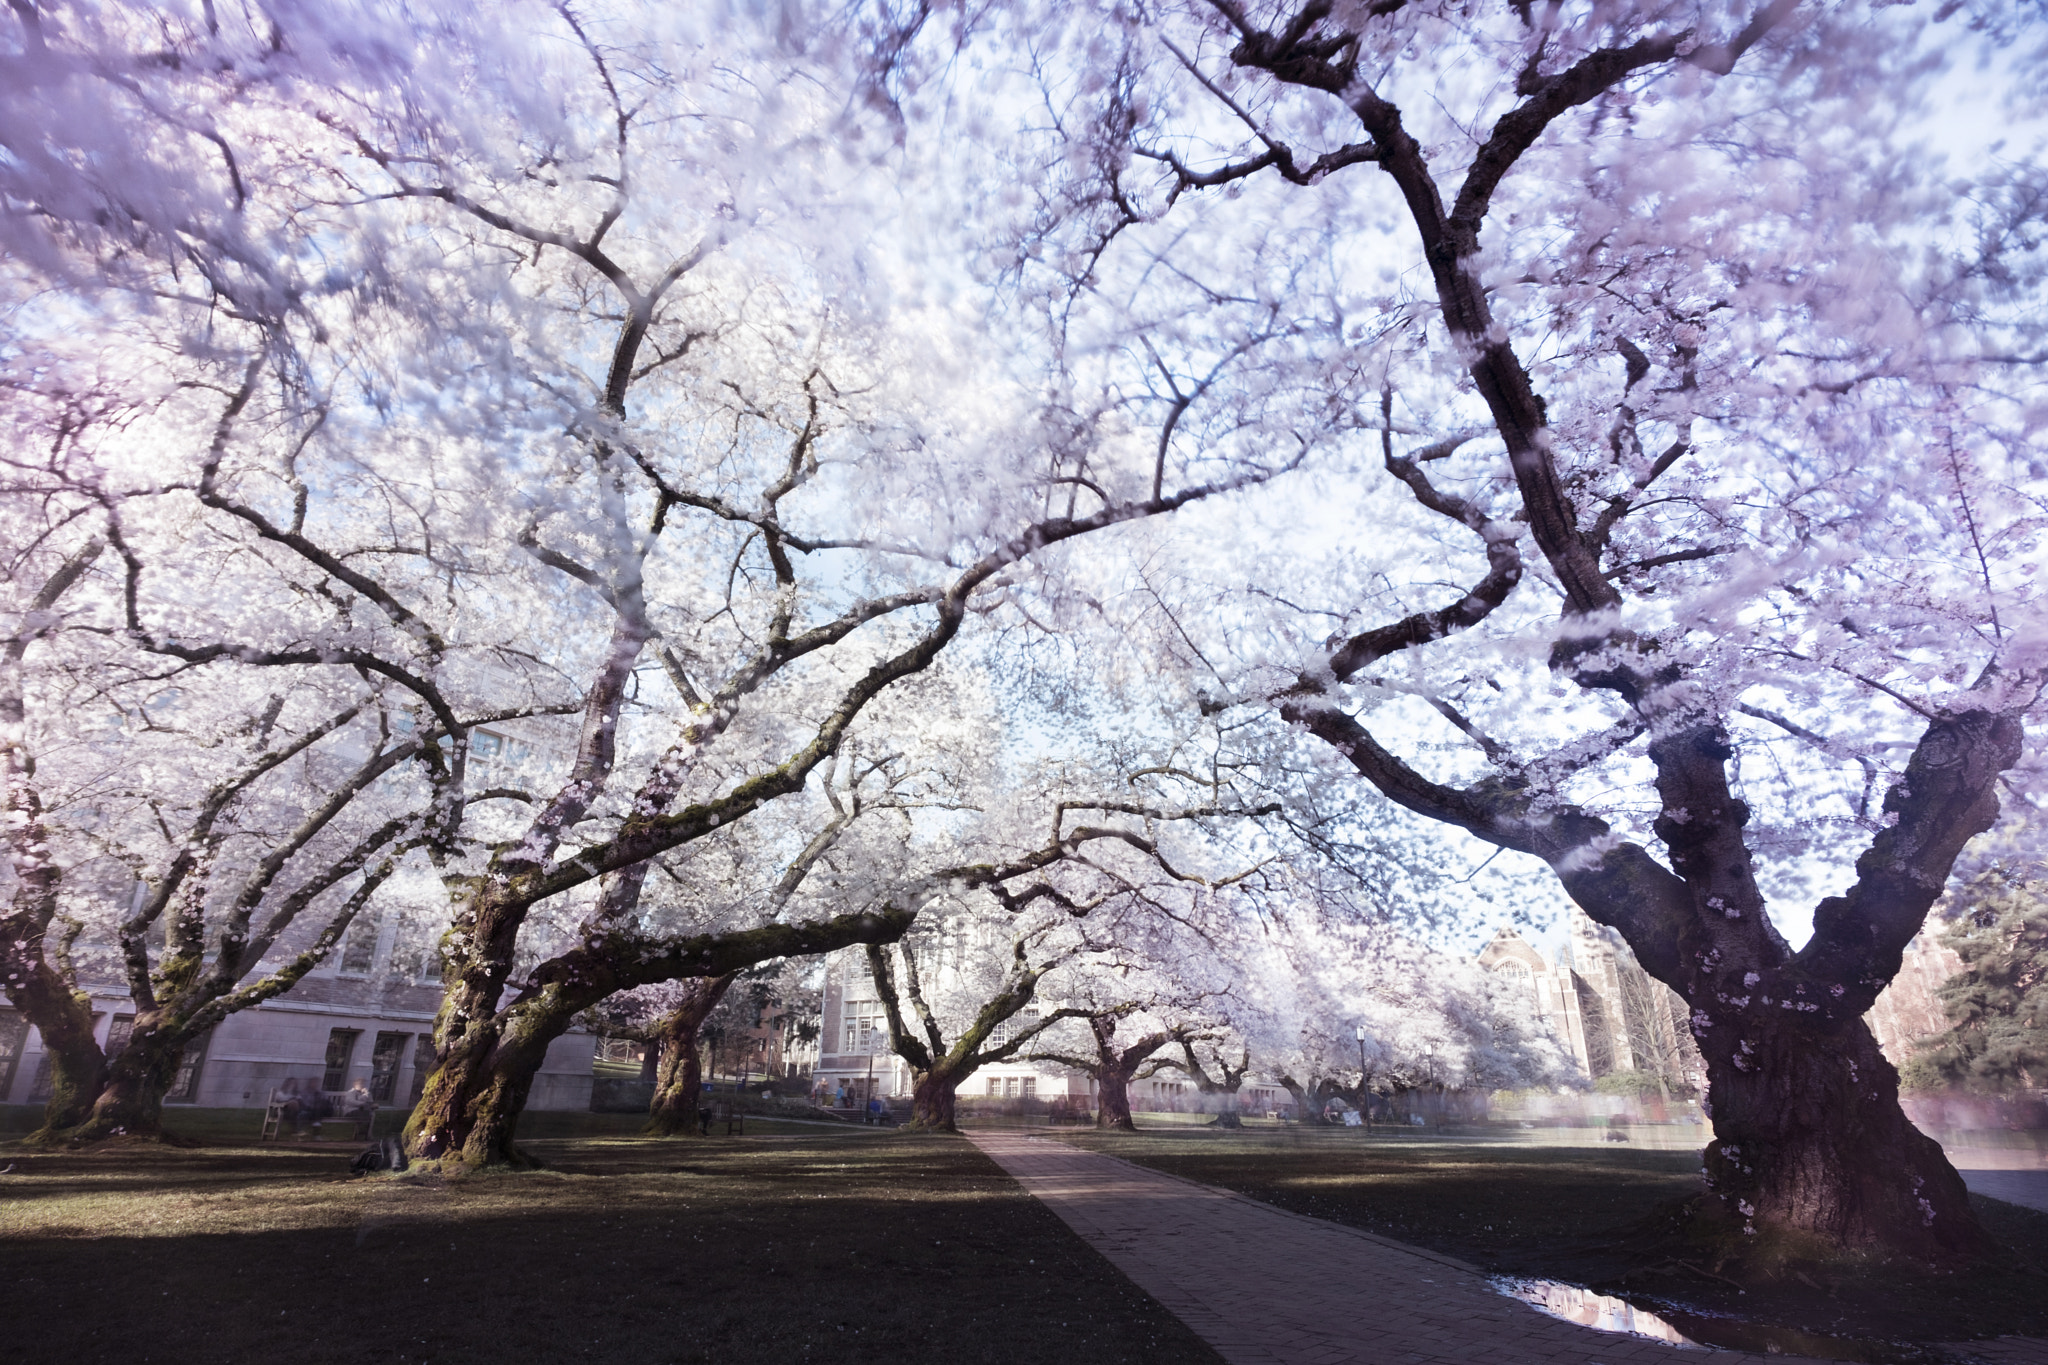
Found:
<box><xmin>1905</xmin><ymin>867</ymin><xmax>2048</xmax><ymax>1094</ymax></box>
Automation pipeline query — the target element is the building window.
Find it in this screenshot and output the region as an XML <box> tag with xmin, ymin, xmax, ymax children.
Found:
<box><xmin>104</xmin><ymin>1013</ymin><xmax>135</xmax><ymax>1059</ymax></box>
<box><xmin>987</xmin><ymin>1077</ymin><xmax>1001</xmax><ymax>1096</ymax></box>
<box><xmin>340</xmin><ymin>909</ymin><xmax>382</xmax><ymax>976</ymax></box>
<box><xmin>166</xmin><ymin>1030</ymin><xmax>212</xmax><ymax>1104</ymax></box>
<box><xmin>368</xmin><ymin>1032</ymin><xmax>408</xmax><ymax>1103</ymax></box>
<box><xmin>322</xmin><ymin>1028</ymin><xmax>362</xmax><ymax>1092</ymax></box>
<box><xmin>1020</xmin><ymin>1077</ymin><xmax>1036</xmax><ymax>1099</ymax></box>
<box><xmin>0</xmin><ymin>1008</ymin><xmax>26</xmax><ymax>1101</ymax></box>
<box><xmin>388</xmin><ymin>916</ymin><xmax>439</xmax><ymax>982</ymax></box>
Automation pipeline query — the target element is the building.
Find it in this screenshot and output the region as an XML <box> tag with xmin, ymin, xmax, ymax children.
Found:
<box><xmin>1478</xmin><ymin>907</ymin><xmax>1701</xmax><ymax>1094</ymax></box>
<box><xmin>1865</xmin><ymin>929</ymin><xmax>1966</xmax><ymax>1067</ymax></box>
<box><xmin>1479</xmin><ymin>910</ymin><xmax>1971</xmax><ymax>1090</ymax></box>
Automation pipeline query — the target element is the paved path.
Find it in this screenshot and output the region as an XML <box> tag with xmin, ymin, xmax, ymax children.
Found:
<box><xmin>966</xmin><ymin>1131</ymin><xmax>2048</xmax><ymax>1365</ymax></box>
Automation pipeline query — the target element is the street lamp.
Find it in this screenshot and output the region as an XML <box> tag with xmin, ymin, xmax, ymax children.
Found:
<box><xmin>863</xmin><ymin>1023</ymin><xmax>884</xmax><ymax>1123</ymax></box>
<box><xmin>1355</xmin><ymin>1025</ymin><xmax>1369</xmax><ymax>1129</ymax></box>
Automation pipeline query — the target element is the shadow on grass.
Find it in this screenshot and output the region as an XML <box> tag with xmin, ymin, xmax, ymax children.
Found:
<box><xmin>1057</xmin><ymin>1123</ymin><xmax>2048</xmax><ymax>1350</ymax></box>
<box><xmin>0</xmin><ymin>1132</ymin><xmax>1221</xmax><ymax>1365</ymax></box>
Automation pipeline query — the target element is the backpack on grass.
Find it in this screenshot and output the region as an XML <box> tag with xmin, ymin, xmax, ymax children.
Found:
<box><xmin>350</xmin><ymin>1136</ymin><xmax>409</xmax><ymax>1176</ymax></box>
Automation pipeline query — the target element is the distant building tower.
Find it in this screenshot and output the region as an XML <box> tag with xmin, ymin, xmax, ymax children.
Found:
<box><xmin>1477</xmin><ymin>925</ymin><xmax>1593</xmax><ymax>1078</ymax></box>
<box><xmin>1479</xmin><ymin>908</ymin><xmax>1703</xmax><ymax>1097</ymax></box>
<box><xmin>1865</xmin><ymin>929</ymin><xmax>1965</xmax><ymax>1068</ymax></box>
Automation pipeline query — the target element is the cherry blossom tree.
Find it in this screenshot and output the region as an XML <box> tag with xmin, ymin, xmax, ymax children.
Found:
<box><xmin>1235</xmin><ymin>917</ymin><xmax>1575</xmax><ymax>1124</ymax></box>
<box><xmin>3</xmin><ymin>1</ymin><xmax>1295</xmax><ymax>1164</ymax></box>
<box><xmin>955</xmin><ymin>0</ymin><xmax>2048</xmax><ymax>1259</ymax></box>
<box><xmin>1019</xmin><ymin>946</ymin><xmax>1227</xmax><ymax>1130</ymax></box>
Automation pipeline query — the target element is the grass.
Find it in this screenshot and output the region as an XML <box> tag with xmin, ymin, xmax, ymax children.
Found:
<box><xmin>0</xmin><ymin>1128</ymin><xmax>1222</xmax><ymax>1365</ymax></box>
<box><xmin>1056</xmin><ymin>1122</ymin><xmax>2048</xmax><ymax>1356</ymax></box>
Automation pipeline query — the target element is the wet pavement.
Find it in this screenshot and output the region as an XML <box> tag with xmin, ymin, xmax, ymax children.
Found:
<box><xmin>968</xmin><ymin>1130</ymin><xmax>2048</xmax><ymax>1365</ymax></box>
<box><xmin>967</xmin><ymin>1130</ymin><xmax>1805</xmax><ymax>1364</ymax></box>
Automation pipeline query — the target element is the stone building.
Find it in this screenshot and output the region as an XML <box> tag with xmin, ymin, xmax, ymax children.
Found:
<box><xmin>1865</xmin><ymin>929</ymin><xmax>1966</xmax><ymax>1067</ymax></box>
<box><xmin>1479</xmin><ymin>909</ymin><xmax>1970</xmax><ymax>1091</ymax></box>
<box><xmin>1478</xmin><ymin>907</ymin><xmax>1701</xmax><ymax>1095</ymax></box>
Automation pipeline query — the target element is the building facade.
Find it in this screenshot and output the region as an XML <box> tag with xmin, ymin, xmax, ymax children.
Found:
<box><xmin>1478</xmin><ymin>908</ymin><xmax>1701</xmax><ymax>1094</ymax></box>
<box><xmin>0</xmin><ymin>918</ymin><xmax>593</xmax><ymax>1116</ymax></box>
<box><xmin>1480</xmin><ymin>910</ymin><xmax>1970</xmax><ymax>1090</ymax></box>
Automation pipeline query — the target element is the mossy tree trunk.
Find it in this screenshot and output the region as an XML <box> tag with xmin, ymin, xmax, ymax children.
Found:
<box><xmin>69</xmin><ymin>1020</ymin><xmax>187</xmax><ymax>1141</ymax></box>
<box><xmin>5</xmin><ymin>956</ymin><xmax>104</xmax><ymax>1138</ymax></box>
<box><xmin>2</xmin><ymin>537</ymin><xmax>108</xmax><ymax>1136</ymax></box>
<box><xmin>408</xmin><ymin>906</ymin><xmax>916</xmax><ymax>1164</ymax></box>
<box><xmin>645</xmin><ymin>974</ymin><xmax>735</xmax><ymax>1137</ymax></box>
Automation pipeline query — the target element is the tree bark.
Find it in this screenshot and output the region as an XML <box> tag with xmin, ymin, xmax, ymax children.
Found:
<box><xmin>9</xmin><ymin>964</ymin><xmax>103</xmax><ymax>1138</ymax></box>
<box><xmin>409</xmin><ymin>905</ymin><xmax>916</xmax><ymax>1164</ymax></box>
<box><xmin>905</xmin><ymin>1067</ymin><xmax>961</xmax><ymax>1131</ymax></box>
<box><xmin>645</xmin><ymin>975</ymin><xmax>735</xmax><ymax>1137</ymax></box>
<box><xmin>1694</xmin><ymin>1004</ymin><xmax>1987</xmax><ymax>1260</ymax></box>
<box><xmin>69</xmin><ymin>1023</ymin><xmax>185</xmax><ymax>1141</ymax></box>
<box><xmin>406</xmin><ymin>992</ymin><xmax>577</xmax><ymax>1168</ymax></box>
<box><xmin>1095</xmin><ymin>1065</ymin><xmax>1136</xmax><ymax>1130</ymax></box>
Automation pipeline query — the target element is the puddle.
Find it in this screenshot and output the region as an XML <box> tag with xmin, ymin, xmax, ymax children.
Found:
<box><xmin>1494</xmin><ymin>1277</ymin><xmax>1701</xmax><ymax>1347</ymax></box>
<box><xmin>1494</xmin><ymin>1278</ymin><xmax>1944</xmax><ymax>1362</ymax></box>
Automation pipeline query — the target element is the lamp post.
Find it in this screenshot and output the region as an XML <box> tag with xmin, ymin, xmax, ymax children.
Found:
<box><xmin>863</xmin><ymin>1025</ymin><xmax>882</xmax><ymax>1123</ymax></box>
<box><xmin>1355</xmin><ymin>1025</ymin><xmax>1369</xmax><ymax>1129</ymax></box>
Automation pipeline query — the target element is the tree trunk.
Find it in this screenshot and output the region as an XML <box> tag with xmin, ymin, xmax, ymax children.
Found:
<box><xmin>904</xmin><ymin>1068</ymin><xmax>960</xmax><ymax>1132</ymax></box>
<box><xmin>647</xmin><ymin>1041</ymin><xmax>703</xmax><ymax>1136</ymax></box>
<box><xmin>1208</xmin><ymin>1080</ymin><xmax>1244</xmax><ymax>1128</ymax></box>
<box><xmin>1095</xmin><ymin>1065</ymin><xmax>1136</xmax><ymax>1130</ymax></box>
<box><xmin>69</xmin><ymin>1024</ymin><xmax>185</xmax><ymax>1141</ymax></box>
<box><xmin>1694</xmin><ymin>1010</ymin><xmax>1989</xmax><ymax>1262</ymax></box>
<box><xmin>406</xmin><ymin>993</ymin><xmax>578</xmax><ymax>1167</ymax></box>
<box><xmin>12</xmin><ymin>970</ymin><xmax>104</xmax><ymax>1138</ymax></box>
<box><xmin>645</xmin><ymin>975</ymin><xmax>734</xmax><ymax>1137</ymax></box>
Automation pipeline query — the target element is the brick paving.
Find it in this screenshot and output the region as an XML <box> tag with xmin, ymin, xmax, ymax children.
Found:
<box><xmin>966</xmin><ymin>1130</ymin><xmax>2048</xmax><ymax>1365</ymax></box>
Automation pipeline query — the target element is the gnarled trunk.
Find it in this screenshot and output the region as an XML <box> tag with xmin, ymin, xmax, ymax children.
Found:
<box><xmin>406</xmin><ymin>992</ymin><xmax>578</xmax><ymax>1167</ymax></box>
<box><xmin>1694</xmin><ymin>1009</ymin><xmax>1988</xmax><ymax>1261</ymax></box>
<box><xmin>645</xmin><ymin>974</ymin><xmax>734</xmax><ymax>1137</ymax></box>
<box><xmin>1095</xmin><ymin>1067</ymin><xmax>1136</xmax><ymax>1130</ymax></box>
<box><xmin>69</xmin><ymin>1024</ymin><xmax>185</xmax><ymax>1141</ymax></box>
<box><xmin>646</xmin><ymin>1040</ymin><xmax>703</xmax><ymax>1136</ymax></box>
<box><xmin>905</xmin><ymin>1067</ymin><xmax>961</xmax><ymax>1131</ymax></box>
<box><xmin>11</xmin><ymin>970</ymin><xmax>104</xmax><ymax>1138</ymax></box>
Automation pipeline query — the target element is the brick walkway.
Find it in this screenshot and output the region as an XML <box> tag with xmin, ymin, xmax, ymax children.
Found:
<box><xmin>965</xmin><ymin>1131</ymin><xmax>2048</xmax><ymax>1365</ymax></box>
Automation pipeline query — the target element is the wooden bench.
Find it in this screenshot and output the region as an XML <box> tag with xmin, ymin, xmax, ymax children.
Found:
<box><xmin>699</xmin><ymin>1098</ymin><xmax>744</xmax><ymax>1136</ymax></box>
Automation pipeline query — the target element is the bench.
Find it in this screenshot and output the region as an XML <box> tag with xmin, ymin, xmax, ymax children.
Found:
<box><xmin>699</xmin><ymin>1098</ymin><xmax>744</xmax><ymax>1136</ymax></box>
<box><xmin>258</xmin><ymin>1095</ymin><xmax>373</xmax><ymax>1142</ymax></box>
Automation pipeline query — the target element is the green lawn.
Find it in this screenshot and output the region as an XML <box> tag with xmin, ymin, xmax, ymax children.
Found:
<box><xmin>1058</xmin><ymin>1122</ymin><xmax>2048</xmax><ymax>1354</ymax></box>
<box><xmin>0</xmin><ymin>1129</ymin><xmax>1221</xmax><ymax>1365</ymax></box>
